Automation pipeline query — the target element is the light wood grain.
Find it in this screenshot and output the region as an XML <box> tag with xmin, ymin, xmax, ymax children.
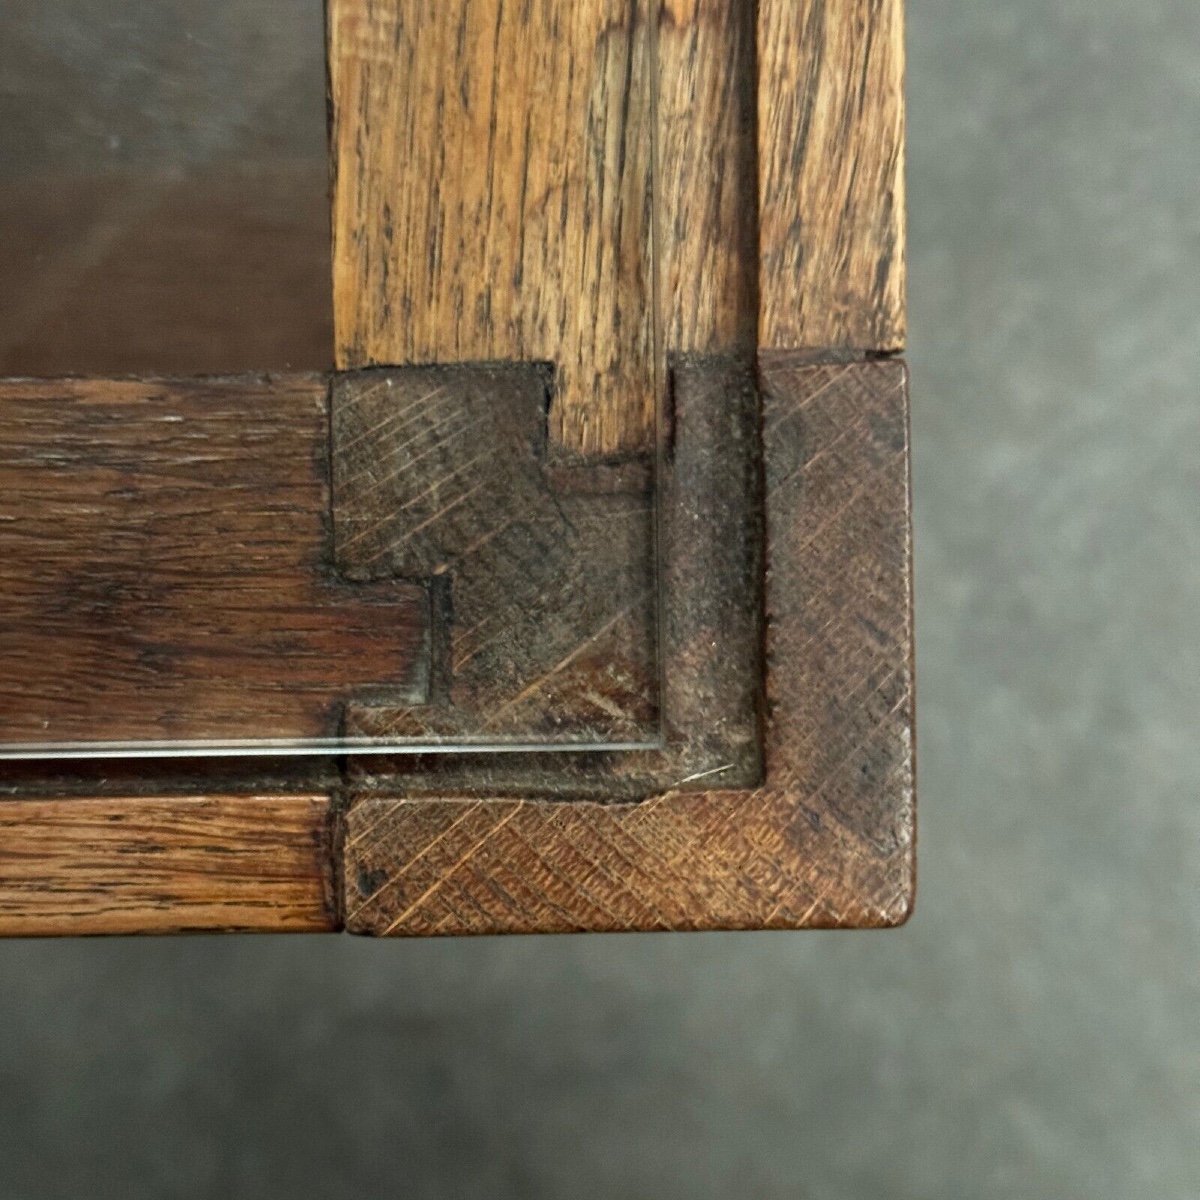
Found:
<box><xmin>329</xmin><ymin>0</ymin><xmax>656</xmax><ymax>455</ymax></box>
<box><xmin>0</xmin><ymin>795</ymin><xmax>336</xmax><ymax>935</ymax></box>
<box><xmin>656</xmin><ymin>0</ymin><xmax>758</xmax><ymax>356</ymax></box>
<box><xmin>757</xmin><ymin>0</ymin><xmax>906</xmax><ymax>351</ymax></box>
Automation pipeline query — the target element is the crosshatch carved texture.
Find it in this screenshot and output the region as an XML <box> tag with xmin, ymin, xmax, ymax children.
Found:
<box><xmin>339</xmin><ymin>357</ymin><xmax>764</xmax><ymax>801</ymax></box>
<box><xmin>341</xmin><ymin>359</ymin><xmax>915</xmax><ymax>935</ymax></box>
<box><xmin>331</xmin><ymin>366</ymin><xmax>658</xmax><ymax>745</ymax></box>
<box><xmin>0</xmin><ymin>1</ymin><xmax>913</xmax><ymax>937</ymax></box>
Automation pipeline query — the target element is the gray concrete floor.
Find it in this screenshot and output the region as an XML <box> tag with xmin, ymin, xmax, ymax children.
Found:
<box><xmin>1</xmin><ymin>3</ymin><xmax>1197</xmax><ymax>1197</ymax></box>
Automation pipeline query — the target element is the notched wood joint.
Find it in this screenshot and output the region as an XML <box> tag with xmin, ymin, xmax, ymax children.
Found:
<box><xmin>340</xmin><ymin>360</ymin><xmax>916</xmax><ymax>935</ymax></box>
<box><xmin>328</xmin><ymin>358</ymin><xmax>766</xmax><ymax>799</ymax></box>
<box><xmin>330</xmin><ymin>363</ymin><xmax>659</xmax><ymax>750</ymax></box>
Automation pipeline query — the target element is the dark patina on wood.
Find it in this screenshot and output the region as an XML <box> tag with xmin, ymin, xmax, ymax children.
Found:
<box><xmin>0</xmin><ymin>0</ymin><xmax>913</xmax><ymax>936</ymax></box>
<box><xmin>336</xmin><ymin>355</ymin><xmax>765</xmax><ymax>800</ymax></box>
<box><xmin>330</xmin><ymin>364</ymin><xmax>658</xmax><ymax>749</ymax></box>
<box><xmin>341</xmin><ymin>359</ymin><xmax>915</xmax><ymax>934</ymax></box>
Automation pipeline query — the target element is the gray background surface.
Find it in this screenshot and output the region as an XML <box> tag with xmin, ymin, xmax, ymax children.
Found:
<box><xmin>1</xmin><ymin>2</ymin><xmax>1197</xmax><ymax>1196</ymax></box>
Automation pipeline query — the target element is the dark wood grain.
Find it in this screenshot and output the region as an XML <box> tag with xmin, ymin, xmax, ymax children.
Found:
<box><xmin>0</xmin><ymin>795</ymin><xmax>336</xmax><ymax>936</ymax></box>
<box><xmin>0</xmin><ymin>376</ymin><xmax>427</xmax><ymax>751</ymax></box>
<box><xmin>0</xmin><ymin>2</ymin><xmax>914</xmax><ymax>937</ymax></box>
<box><xmin>757</xmin><ymin>0</ymin><xmax>906</xmax><ymax>351</ymax></box>
<box><xmin>341</xmin><ymin>359</ymin><xmax>915</xmax><ymax>935</ymax></box>
<box><xmin>331</xmin><ymin>365</ymin><xmax>658</xmax><ymax>747</ymax></box>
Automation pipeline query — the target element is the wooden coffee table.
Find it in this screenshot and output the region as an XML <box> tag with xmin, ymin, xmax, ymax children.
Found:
<box><xmin>0</xmin><ymin>0</ymin><xmax>914</xmax><ymax>936</ymax></box>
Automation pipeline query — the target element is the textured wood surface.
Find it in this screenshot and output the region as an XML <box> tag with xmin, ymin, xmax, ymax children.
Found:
<box><xmin>757</xmin><ymin>0</ymin><xmax>906</xmax><ymax>351</ymax></box>
<box><xmin>654</xmin><ymin>357</ymin><xmax>763</xmax><ymax>784</ymax></box>
<box><xmin>339</xmin><ymin>356</ymin><xmax>761</xmax><ymax>801</ymax></box>
<box><xmin>0</xmin><ymin>795</ymin><xmax>336</xmax><ymax>936</ymax></box>
<box><xmin>341</xmin><ymin>359</ymin><xmax>915</xmax><ymax>934</ymax></box>
<box><xmin>0</xmin><ymin>1</ymin><xmax>913</xmax><ymax>936</ymax></box>
<box><xmin>328</xmin><ymin>0</ymin><xmax>656</xmax><ymax>455</ymax></box>
<box><xmin>656</xmin><ymin>1</ymin><xmax>758</xmax><ymax>356</ymax></box>
<box><xmin>329</xmin><ymin>0</ymin><xmax>907</xmax><ymax>450</ymax></box>
<box><xmin>332</xmin><ymin>365</ymin><xmax>657</xmax><ymax>745</ymax></box>
<box><xmin>0</xmin><ymin>376</ymin><xmax>426</xmax><ymax>750</ymax></box>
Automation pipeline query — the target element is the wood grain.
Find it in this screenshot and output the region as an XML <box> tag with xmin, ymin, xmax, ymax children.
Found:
<box><xmin>757</xmin><ymin>0</ymin><xmax>906</xmax><ymax>351</ymax></box>
<box><xmin>341</xmin><ymin>359</ymin><xmax>915</xmax><ymax>934</ymax></box>
<box><xmin>0</xmin><ymin>795</ymin><xmax>336</xmax><ymax>936</ymax></box>
<box><xmin>330</xmin><ymin>0</ymin><xmax>906</xmax><ymax>442</ymax></box>
<box><xmin>0</xmin><ymin>376</ymin><xmax>426</xmax><ymax>751</ymax></box>
<box><xmin>656</xmin><ymin>0</ymin><xmax>759</xmax><ymax>356</ymax></box>
<box><xmin>328</xmin><ymin>0</ymin><xmax>656</xmax><ymax>455</ymax></box>
<box><xmin>0</xmin><ymin>2</ymin><xmax>914</xmax><ymax>936</ymax></box>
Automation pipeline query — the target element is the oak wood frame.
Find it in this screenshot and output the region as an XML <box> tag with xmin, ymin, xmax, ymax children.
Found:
<box><xmin>0</xmin><ymin>0</ymin><xmax>912</xmax><ymax>936</ymax></box>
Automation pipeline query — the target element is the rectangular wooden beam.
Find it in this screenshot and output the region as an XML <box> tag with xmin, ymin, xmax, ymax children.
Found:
<box><xmin>328</xmin><ymin>0</ymin><xmax>657</xmax><ymax>455</ymax></box>
<box><xmin>757</xmin><ymin>0</ymin><xmax>906</xmax><ymax>351</ymax></box>
<box><xmin>0</xmin><ymin>795</ymin><xmax>337</xmax><ymax>936</ymax></box>
<box><xmin>0</xmin><ymin>376</ymin><xmax>426</xmax><ymax>753</ymax></box>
